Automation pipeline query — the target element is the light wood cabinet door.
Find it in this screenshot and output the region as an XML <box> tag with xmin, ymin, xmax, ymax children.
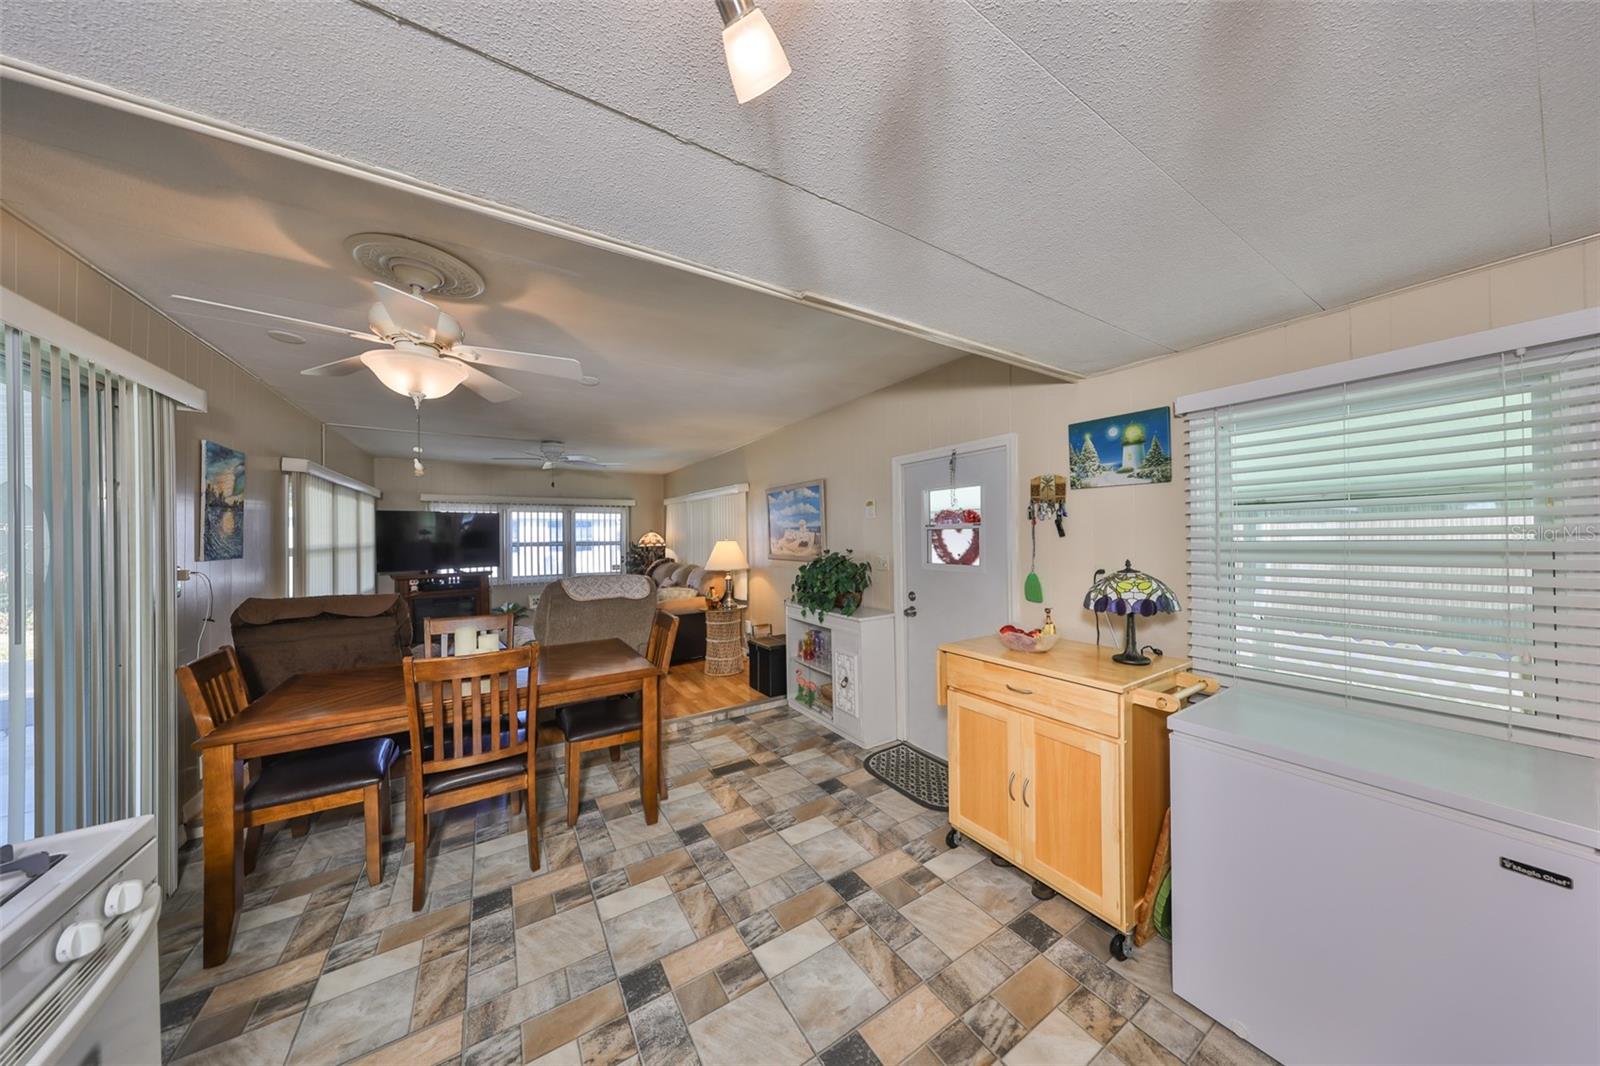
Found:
<box><xmin>948</xmin><ymin>690</ymin><xmax>1023</xmax><ymax>861</ymax></box>
<box><xmin>1021</xmin><ymin>716</ymin><xmax>1122</xmax><ymax>922</ymax></box>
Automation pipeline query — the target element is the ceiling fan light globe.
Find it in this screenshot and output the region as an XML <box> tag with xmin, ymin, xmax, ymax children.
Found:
<box><xmin>360</xmin><ymin>348</ymin><xmax>468</xmax><ymax>399</ymax></box>
<box><xmin>722</xmin><ymin>9</ymin><xmax>790</xmax><ymax>104</ymax></box>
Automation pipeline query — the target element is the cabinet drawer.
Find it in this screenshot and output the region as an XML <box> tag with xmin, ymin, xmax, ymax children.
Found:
<box><xmin>945</xmin><ymin>655</ymin><xmax>1121</xmax><ymax>738</ymax></box>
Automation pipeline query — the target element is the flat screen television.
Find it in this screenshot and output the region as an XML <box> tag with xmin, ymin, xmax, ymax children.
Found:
<box><xmin>375</xmin><ymin>510</ymin><xmax>500</xmax><ymax>574</ymax></box>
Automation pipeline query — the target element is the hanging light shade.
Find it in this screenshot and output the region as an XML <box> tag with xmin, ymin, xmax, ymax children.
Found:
<box><xmin>717</xmin><ymin>0</ymin><xmax>791</xmax><ymax>104</ymax></box>
<box><xmin>359</xmin><ymin>348</ymin><xmax>468</xmax><ymax>399</ymax></box>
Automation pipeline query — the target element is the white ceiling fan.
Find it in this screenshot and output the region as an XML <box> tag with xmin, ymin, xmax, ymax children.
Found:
<box><xmin>491</xmin><ymin>441</ymin><xmax>622</xmax><ymax>471</ymax></box>
<box><xmin>170</xmin><ymin>237</ymin><xmax>596</xmax><ymax>404</ymax></box>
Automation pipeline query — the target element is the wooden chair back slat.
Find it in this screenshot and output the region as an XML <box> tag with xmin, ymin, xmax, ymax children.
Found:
<box><xmin>177</xmin><ymin>646</ymin><xmax>252</xmax><ymax>738</ymax></box>
<box><xmin>403</xmin><ymin>646</ymin><xmax>537</xmax><ymax>774</ymax></box>
<box><xmin>423</xmin><ymin>614</ymin><xmax>516</xmax><ymax>658</ymax></box>
<box><xmin>647</xmin><ymin>611</ymin><xmax>681</xmax><ymax>675</ymax></box>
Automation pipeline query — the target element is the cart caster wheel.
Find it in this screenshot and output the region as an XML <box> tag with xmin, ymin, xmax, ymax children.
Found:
<box><xmin>991</xmin><ymin>855</ymin><xmax>1013</xmax><ymax>868</ymax></box>
<box><xmin>945</xmin><ymin>828</ymin><xmax>961</xmax><ymax>849</ymax></box>
<box><xmin>1109</xmin><ymin>933</ymin><xmax>1132</xmax><ymax>961</ymax></box>
<box><xmin>1030</xmin><ymin>880</ymin><xmax>1056</xmax><ymax>900</ymax></box>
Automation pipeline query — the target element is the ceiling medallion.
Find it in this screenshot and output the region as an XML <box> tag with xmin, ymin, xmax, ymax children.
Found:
<box><xmin>344</xmin><ymin>233</ymin><xmax>486</xmax><ymax>299</ymax></box>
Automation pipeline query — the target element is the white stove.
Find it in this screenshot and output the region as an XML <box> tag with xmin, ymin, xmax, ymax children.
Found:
<box><xmin>0</xmin><ymin>817</ymin><xmax>162</xmax><ymax>1066</ymax></box>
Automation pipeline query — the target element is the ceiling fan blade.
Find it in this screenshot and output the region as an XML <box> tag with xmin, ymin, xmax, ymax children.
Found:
<box><xmin>170</xmin><ymin>294</ymin><xmax>377</xmax><ymax>340</ymax></box>
<box><xmin>454</xmin><ymin>362</ymin><xmax>521</xmax><ymax>404</ymax></box>
<box><xmin>562</xmin><ymin>454</ymin><xmax>621</xmax><ymax>467</ymax></box>
<box><xmin>372</xmin><ymin>281</ymin><xmax>444</xmax><ymax>339</ymax></box>
<box><xmin>300</xmin><ymin>355</ymin><xmax>369</xmax><ymax>377</ymax></box>
<box><xmin>452</xmin><ymin>345</ymin><xmax>585</xmax><ymax>381</ymax></box>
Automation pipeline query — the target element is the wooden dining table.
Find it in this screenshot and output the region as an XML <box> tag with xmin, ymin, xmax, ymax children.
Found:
<box><xmin>192</xmin><ymin>638</ymin><xmax>659</xmax><ymax>967</ymax></box>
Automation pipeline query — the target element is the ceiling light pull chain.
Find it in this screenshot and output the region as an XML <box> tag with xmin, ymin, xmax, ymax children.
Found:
<box><xmin>412</xmin><ymin>392</ymin><xmax>426</xmax><ymax>477</ymax></box>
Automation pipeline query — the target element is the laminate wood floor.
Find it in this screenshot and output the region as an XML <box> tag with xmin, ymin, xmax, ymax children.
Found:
<box><xmin>663</xmin><ymin>659</ymin><xmax>768</xmax><ymax>721</ymax></box>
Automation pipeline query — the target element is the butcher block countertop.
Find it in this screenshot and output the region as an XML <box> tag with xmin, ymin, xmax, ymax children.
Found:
<box><xmin>938</xmin><ymin>635</ymin><xmax>1189</xmax><ymax>694</ymax></box>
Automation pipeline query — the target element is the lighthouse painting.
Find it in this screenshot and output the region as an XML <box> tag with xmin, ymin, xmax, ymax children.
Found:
<box><xmin>1069</xmin><ymin>407</ymin><xmax>1173</xmax><ymax>489</ymax></box>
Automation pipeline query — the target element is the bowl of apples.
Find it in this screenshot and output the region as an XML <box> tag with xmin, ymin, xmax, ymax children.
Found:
<box><xmin>998</xmin><ymin>624</ymin><xmax>1058</xmax><ymax>653</ymax></box>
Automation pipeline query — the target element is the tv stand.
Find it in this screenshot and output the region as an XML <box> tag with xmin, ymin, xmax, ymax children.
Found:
<box><xmin>391</xmin><ymin>571</ymin><xmax>492</xmax><ymax>644</ymax></box>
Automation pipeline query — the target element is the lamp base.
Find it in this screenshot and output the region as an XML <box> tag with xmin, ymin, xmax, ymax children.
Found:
<box><xmin>1112</xmin><ymin>613</ymin><xmax>1150</xmax><ymax>666</ymax></box>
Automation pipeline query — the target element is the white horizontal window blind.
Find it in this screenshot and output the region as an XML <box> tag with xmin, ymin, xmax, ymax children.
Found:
<box><xmin>1187</xmin><ymin>334</ymin><xmax>1600</xmax><ymax>755</ymax></box>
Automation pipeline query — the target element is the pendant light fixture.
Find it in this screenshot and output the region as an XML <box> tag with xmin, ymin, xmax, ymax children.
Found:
<box><xmin>716</xmin><ymin>0</ymin><xmax>791</xmax><ymax>104</ymax></box>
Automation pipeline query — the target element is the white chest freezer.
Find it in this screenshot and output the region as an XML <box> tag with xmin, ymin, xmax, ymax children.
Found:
<box><xmin>1169</xmin><ymin>687</ymin><xmax>1600</xmax><ymax>1066</ymax></box>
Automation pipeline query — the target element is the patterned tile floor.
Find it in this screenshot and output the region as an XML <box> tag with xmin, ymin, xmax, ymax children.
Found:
<box><xmin>156</xmin><ymin>707</ymin><xmax>1277</xmax><ymax>1066</ymax></box>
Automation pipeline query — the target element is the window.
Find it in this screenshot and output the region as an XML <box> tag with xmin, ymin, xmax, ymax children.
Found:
<box><xmin>286</xmin><ymin>462</ymin><xmax>378</xmax><ymax>596</ymax></box>
<box><xmin>665</xmin><ymin>484</ymin><xmax>748</xmax><ymax>569</ymax></box>
<box><xmin>428</xmin><ymin>501</ymin><xmax>629</xmax><ymax>583</ymax></box>
<box><xmin>927</xmin><ymin>486</ymin><xmax>981</xmax><ymax>567</ymax></box>
<box><xmin>1185</xmin><ymin>334</ymin><xmax>1600</xmax><ymax>755</ymax></box>
<box><xmin>2</xmin><ymin>322</ymin><xmax>181</xmax><ymax>860</ymax></box>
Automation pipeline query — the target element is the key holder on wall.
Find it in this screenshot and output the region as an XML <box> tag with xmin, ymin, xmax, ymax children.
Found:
<box><xmin>1028</xmin><ymin>474</ymin><xmax>1068</xmax><ymax>537</ymax></box>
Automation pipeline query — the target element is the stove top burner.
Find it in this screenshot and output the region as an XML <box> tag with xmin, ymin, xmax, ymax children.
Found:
<box><xmin>0</xmin><ymin>843</ymin><xmax>67</xmax><ymax>907</ymax></box>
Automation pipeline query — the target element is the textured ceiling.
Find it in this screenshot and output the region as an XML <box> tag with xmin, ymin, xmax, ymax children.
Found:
<box><xmin>0</xmin><ymin>82</ymin><xmax>965</xmax><ymax>470</ymax></box>
<box><xmin>2</xmin><ymin>0</ymin><xmax>1595</xmax><ymax>381</ymax></box>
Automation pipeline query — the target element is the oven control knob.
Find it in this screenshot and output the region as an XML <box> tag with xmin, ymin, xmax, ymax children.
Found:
<box><xmin>103</xmin><ymin>879</ymin><xmax>145</xmax><ymax>918</ymax></box>
<box><xmin>54</xmin><ymin>921</ymin><xmax>104</xmax><ymax>962</ymax></box>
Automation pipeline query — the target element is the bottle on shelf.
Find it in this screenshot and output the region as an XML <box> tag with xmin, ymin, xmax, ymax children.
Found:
<box><xmin>1041</xmin><ymin>608</ymin><xmax>1056</xmax><ymax>636</ymax></box>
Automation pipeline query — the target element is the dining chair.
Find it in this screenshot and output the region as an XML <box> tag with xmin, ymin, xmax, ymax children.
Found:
<box><xmin>555</xmin><ymin>610</ymin><xmax>678</xmax><ymax>826</ymax></box>
<box><xmin>403</xmin><ymin>645</ymin><xmax>539</xmax><ymax>910</ymax></box>
<box><xmin>422</xmin><ymin>613</ymin><xmax>516</xmax><ymax>657</ymax></box>
<box><xmin>177</xmin><ymin>646</ymin><xmax>398</xmax><ymax>886</ymax></box>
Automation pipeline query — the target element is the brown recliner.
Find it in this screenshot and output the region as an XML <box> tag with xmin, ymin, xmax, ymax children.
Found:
<box><xmin>532</xmin><ymin>575</ymin><xmax>656</xmax><ymax>654</ymax></box>
<box><xmin>229</xmin><ymin>594</ymin><xmax>411</xmax><ymax>697</ymax></box>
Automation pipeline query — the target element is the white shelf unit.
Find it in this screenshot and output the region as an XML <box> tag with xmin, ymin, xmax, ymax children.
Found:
<box><xmin>784</xmin><ymin>601</ymin><xmax>896</xmax><ymax>748</ymax></box>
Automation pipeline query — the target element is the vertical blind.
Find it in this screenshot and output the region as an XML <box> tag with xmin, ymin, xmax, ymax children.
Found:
<box><xmin>1</xmin><ymin>323</ymin><xmax>179</xmax><ymax>882</ymax></box>
<box><xmin>287</xmin><ymin>468</ymin><xmax>376</xmax><ymax>597</ymax></box>
<box><xmin>665</xmin><ymin>486</ymin><xmax>748</xmax><ymax>570</ymax></box>
<box><xmin>1186</xmin><ymin>334</ymin><xmax>1600</xmax><ymax>756</ymax></box>
<box><xmin>427</xmin><ymin>501</ymin><xmax>629</xmax><ymax>582</ymax></box>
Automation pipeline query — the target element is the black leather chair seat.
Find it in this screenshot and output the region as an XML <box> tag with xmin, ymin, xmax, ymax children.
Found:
<box><xmin>556</xmin><ymin>695</ymin><xmax>643</xmax><ymax>743</ymax></box>
<box><xmin>246</xmin><ymin>738</ymin><xmax>398</xmax><ymax>810</ymax></box>
<box><xmin>419</xmin><ymin>729</ymin><xmax>530</xmax><ymax>797</ymax></box>
<box><xmin>422</xmin><ymin>756</ymin><xmax>528</xmax><ymax>797</ymax></box>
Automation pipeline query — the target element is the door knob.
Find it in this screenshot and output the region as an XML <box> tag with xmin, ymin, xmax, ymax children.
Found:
<box><xmin>904</xmin><ymin>605</ymin><xmax>918</xmax><ymax>617</ymax></box>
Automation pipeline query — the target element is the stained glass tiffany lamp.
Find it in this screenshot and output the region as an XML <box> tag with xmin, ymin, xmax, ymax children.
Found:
<box><xmin>1083</xmin><ymin>560</ymin><xmax>1182</xmax><ymax>666</ymax></box>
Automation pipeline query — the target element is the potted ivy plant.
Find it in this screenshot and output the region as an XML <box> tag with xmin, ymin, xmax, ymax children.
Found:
<box><xmin>790</xmin><ymin>549</ymin><xmax>873</xmax><ymax>619</ymax></box>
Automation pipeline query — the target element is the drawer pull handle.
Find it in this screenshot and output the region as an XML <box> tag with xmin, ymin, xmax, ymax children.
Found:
<box><xmin>1022</xmin><ymin>778</ymin><xmax>1032</xmax><ymax>807</ymax></box>
<box><xmin>1007</xmin><ymin>771</ymin><xmax>1017</xmax><ymax>801</ymax></box>
<box><xmin>1005</xmin><ymin>684</ymin><xmax>1035</xmax><ymax>695</ymax></box>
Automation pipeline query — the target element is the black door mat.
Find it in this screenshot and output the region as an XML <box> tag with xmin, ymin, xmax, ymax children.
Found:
<box><xmin>864</xmin><ymin>742</ymin><xmax>948</xmax><ymax>811</ymax></box>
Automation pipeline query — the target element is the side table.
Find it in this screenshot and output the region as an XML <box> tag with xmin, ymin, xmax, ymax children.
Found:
<box><xmin>704</xmin><ymin>605</ymin><xmax>747</xmax><ymax>677</ymax></box>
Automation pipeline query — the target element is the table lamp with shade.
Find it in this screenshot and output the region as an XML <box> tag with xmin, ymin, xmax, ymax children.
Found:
<box><xmin>1083</xmin><ymin>560</ymin><xmax>1181</xmax><ymax>666</ymax></box>
<box><xmin>705</xmin><ymin>540</ymin><xmax>749</xmax><ymax>609</ymax></box>
<box><xmin>634</xmin><ymin>530</ymin><xmax>667</xmax><ymax>571</ymax></box>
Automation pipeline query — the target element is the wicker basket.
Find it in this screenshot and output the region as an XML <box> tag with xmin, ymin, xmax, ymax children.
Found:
<box><xmin>705</xmin><ymin>607</ymin><xmax>746</xmax><ymax>676</ymax></box>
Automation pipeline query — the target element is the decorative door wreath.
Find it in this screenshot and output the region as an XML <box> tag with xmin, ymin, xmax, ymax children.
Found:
<box><xmin>930</xmin><ymin>508</ymin><xmax>982</xmax><ymax>566</ymax></box>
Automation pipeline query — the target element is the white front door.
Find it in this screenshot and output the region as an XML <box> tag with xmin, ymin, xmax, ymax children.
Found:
<box><xmin>898</xmin><ymin>442</ymin><xmax>1013</xmax><ymax>758</ymax></box>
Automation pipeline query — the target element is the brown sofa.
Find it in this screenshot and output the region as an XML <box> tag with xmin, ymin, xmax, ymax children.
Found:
<box><xmin>230</xmin><ymin>594</ymin><xmax>412</xmax><ymax>698</ymax></box>
<box><xmin>646</xmin><ymin>559</ymin><xmax>722</xmax><ymax>665</ymax></box>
